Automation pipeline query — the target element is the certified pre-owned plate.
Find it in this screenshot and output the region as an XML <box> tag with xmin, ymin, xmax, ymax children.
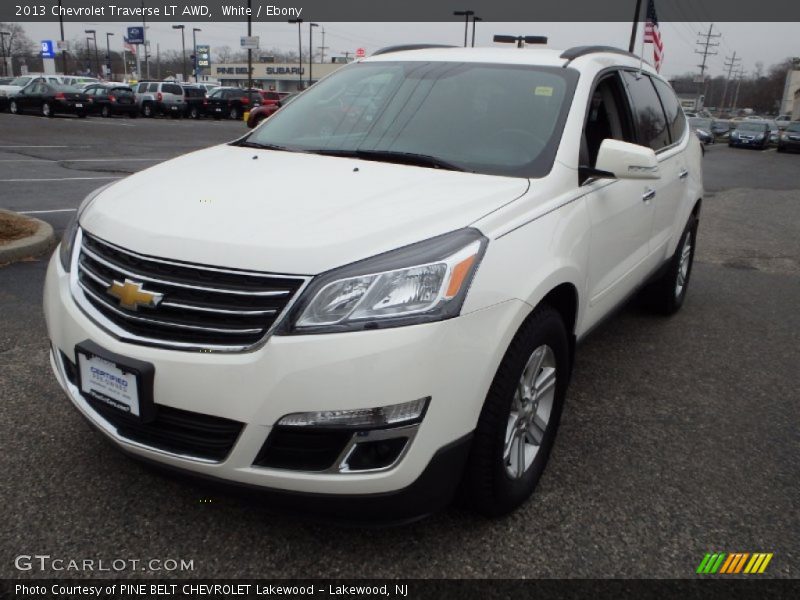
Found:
<box><xmin>75</xmin><ymin>340</ymin><xmax>156</xmax><ymax>422</ymax></box>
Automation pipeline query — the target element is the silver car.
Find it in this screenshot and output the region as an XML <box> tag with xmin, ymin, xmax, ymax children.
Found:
<box><xmin>134</xmin><ymin>81</ymin><xmax>185</xmax><ymax>118</ymax></box>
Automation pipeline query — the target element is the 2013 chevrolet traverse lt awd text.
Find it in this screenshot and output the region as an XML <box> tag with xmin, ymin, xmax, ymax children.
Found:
<box><xmin>44</xmin><ymin>46</ymin><xmax>702</xmax><ymax>520</ymax></box>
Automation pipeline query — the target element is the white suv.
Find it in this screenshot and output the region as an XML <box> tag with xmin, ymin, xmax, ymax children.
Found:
<box><xmin>44</xmin><ymin>45</ymin><xmax>702</xmax><ymax>520</ymax></box>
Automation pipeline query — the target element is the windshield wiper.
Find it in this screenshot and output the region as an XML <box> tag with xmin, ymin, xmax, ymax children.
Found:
<box><xmin>313</xmin><ymin>149</ymin><xmax>466</xmax><ymax>172</ymax></box>
<box><xmin>230</xmin><ymin>140</ymin><xmax>295</xmax><ymax>152</ymax></box>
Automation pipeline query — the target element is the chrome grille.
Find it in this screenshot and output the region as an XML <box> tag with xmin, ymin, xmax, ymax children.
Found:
<box><xmin>74</xmin><ymin>230</ymin><xmax>307</xmax><ymax>351</ymax></box>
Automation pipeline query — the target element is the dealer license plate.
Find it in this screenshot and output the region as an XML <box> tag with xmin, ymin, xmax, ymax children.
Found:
<box><xmin>77</xmin><ymin>352</ymin><xmax>141</xmax><ymax>416</ymax></box>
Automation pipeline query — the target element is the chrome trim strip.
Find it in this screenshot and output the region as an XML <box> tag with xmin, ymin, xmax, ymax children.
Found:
<box><xmin>69</xmin><ymin>228</ymin><xmax>314</xmax><ymax>353</ymax></box>
<box><xmin>51</xmin><ymin>348</ymin><xmax>219</xmax><ymax>464</ymax></box>
<box><xmin>86</xmin><ymin>232</ymin><xmax>306</xmax><ymax>279</ymax></box>
<box><xmin>81</xmin><ymin>246</ymin><xmax>292</xmax><ymax>297</ymax></box>
<box><xmin>79</xmin><ymin>281</ymin><xmax>263</xmax><ymax>335</ymax></box>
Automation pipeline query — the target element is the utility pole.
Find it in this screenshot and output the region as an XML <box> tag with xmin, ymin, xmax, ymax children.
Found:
<box><xmin>731</xmin><ymin>67</ymin><xmax>745</xmax><ymax>113</ymax></box>
<box><xmin>192</xmin><ymin>28</ymin><xmax>201</xmax><ymax>82</ymax></box>
<box><xmin>172</xmin><ymin>25</ymin><xmax>186</xmax><ymax>82</ymax></box>
<box><xmin>309</xmin><ymin>22</ymin><xmax>318</xmax><ymax>86</ymax></box>
<box><xmin>142</xmin><ymin>1</ymin><xmax>150</xmax><ymax>79</ymax></box>
<box><xmin>247</xmin><ymin>0</ymin><xmax>252</xmax><ymax>90</ymax></box>
<box><xmin>58</xmin><ymin>0</ymin><xmax>67</xmax><ymax>74</ymax></box>
<box><xmin>105</xmin><ymin>32</ymin><xmax>114</xmax><ymax>78</ymax></box>
<box><xmin>318</xmin><ymin>27</ymin><xmax>327</xmax><ymax>64</ymax></box>
<box><xmin>288</xmin><ymin>19</ymin><xmax>303</xmax><ymax>87</ymax></box>
<box><xmin>694</xmin><ymin>24</ymin><xmax>721</xmax><ymax>109</ymax></box>
<box><xmin>720</xmin><ymin>51</ymin><xmax>741</xmax><ymax>113</ymax></box>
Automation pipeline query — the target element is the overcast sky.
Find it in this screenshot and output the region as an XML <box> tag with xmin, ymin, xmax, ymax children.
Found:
<box><xmin>16</xmin><ymin>21</ymin><xmax>800</xmax><ymax>78</ymax></box>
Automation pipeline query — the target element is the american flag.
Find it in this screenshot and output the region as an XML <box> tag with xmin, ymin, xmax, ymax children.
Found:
<box><xmin>643</xmin><ymin>0</ymin><xmax>663</xmax><ymax>72</ymax></box>
<box><xmin>123</xmin><ymin>37</ymin><xmax>137</xmax><ymax>54</ymax></box>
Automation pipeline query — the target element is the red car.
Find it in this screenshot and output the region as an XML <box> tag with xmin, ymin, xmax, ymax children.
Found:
<box><xmin>246</xmin><ymin>92</ymin><xmax>298</xmax><ymax>128</ymax></box>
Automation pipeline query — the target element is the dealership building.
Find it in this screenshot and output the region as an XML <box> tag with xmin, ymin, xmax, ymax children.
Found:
<box><xmin>209</xmin><ymin>62</ymin><xmax>348</xmax><ymax>91</ymax></box>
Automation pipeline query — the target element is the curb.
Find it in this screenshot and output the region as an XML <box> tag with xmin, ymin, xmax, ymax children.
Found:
<box><xmin>0</xmin><ymin>209</ymin><xmax>57</xmax><ymax>265</ymax></box>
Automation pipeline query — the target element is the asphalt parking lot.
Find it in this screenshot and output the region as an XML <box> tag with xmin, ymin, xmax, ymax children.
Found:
<box><xmin>1</xmin><ymin>113</ymin><xmax>798</xmax><ymax>579</ymax></box>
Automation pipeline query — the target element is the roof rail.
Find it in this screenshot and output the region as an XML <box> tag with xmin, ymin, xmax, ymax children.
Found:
<box><xmin>560</xmin><ymin>45</ymin><xmax>639</xmax><ymax>64</ymax></box>
<box><xmin>372</xmin><ymin>44</ymin><xmax>456</xmax><ymax>57</ymax></box>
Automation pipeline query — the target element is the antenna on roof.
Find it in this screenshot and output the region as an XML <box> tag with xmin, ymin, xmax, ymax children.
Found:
<box><xmin>493</xmin><ymin>35</ymin><xmax>548</xmax><ymax>49</ymax></box>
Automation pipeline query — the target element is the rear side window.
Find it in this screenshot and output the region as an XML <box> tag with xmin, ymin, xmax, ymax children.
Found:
<box><xmin>651</xmin><ymin>77</ymin><xmax>686</xmax><ymax>144</ymax></box>
<box><xmin>136</xmin><ymin>83</ymin><xmax>147</xmax><ymax>93</ymax></box>
<box><xmin>184</xmin><ymin>87</ymin><xmax>205</xmax><ymax>98</ymax></box>
<box><xmin>147</xmin><ymin>83</ymin><xmax>159</xmax><ymax>93</ymax></box>
<box><xmin>621</xmin><ymin>71</ymin><xmax>670</xmax><ymax>151</ymax></box>
<box><xmin>162</xmin><ymin>84</ymin><xmax>182</xmax><ymax>95</ymax></box>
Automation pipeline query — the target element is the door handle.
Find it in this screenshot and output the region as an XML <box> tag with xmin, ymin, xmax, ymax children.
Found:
<box><xmin>642</xmin><ymin>188</ymin><xmax>656</xmax><ymax>202</ymax></box>
<box><xmin>679</xmin><ymin>169</ymin><xmax>689</xmax><ymax>180</ymax></box>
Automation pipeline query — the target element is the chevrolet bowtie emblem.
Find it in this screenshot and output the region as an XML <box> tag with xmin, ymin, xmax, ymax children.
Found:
<box><xmin>107</xmin><ymin>279</ymin><xmax>163</xmax><ymax>311</ymax></box>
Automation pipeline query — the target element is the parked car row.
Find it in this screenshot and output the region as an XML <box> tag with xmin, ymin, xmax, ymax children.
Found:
<box><xmin>0</xmin><ymin>75</ymin><xmax>293</xmax><ymax>123</ymax></box>
<box><xmin>687</xmin><ymin>114</ymin><xmax>799</xmax><ymax>152</ymax></box>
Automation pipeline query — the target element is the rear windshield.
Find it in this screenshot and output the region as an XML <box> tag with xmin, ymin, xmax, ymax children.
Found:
<box><xmin>111</xmin><ymin>87</ymin><xmax>134</xmax><ymax>96</ymax></box>
<box><xmin>245</xmin><ymin>61</ymin><xmax>579</xmax><ymax>178</ymax></box>
<box><xmin>162</xmin><ymin>84</ymin><xmax>183</xmax><ymax>95</ymax></box>
<box><xmin>52</xmin><ymin>85</ymin><xmax>82</xmax><ymax>92</ymax></box>
<box><xmin>183</xmin><ymin>87</ymin><xmax>205</xmax><ymax>97</ymax></box>
<box><xmin>738</xmin><ymin>122</ymin><xmax>769</xmax><ymax>132</ymax></box>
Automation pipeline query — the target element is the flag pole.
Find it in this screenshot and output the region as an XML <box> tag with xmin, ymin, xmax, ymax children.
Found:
<box><xmin>629</xmin><ymin>0</ymin><xmax>643</xmax><ymax>52</ymax></box>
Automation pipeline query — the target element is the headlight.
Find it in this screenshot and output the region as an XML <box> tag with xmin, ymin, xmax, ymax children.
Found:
<box><xmin>281</xmin><ymin>228</ymin><xmax>488</xmax><ymax>334</ymax></box>
<box><xmin>697</xmin><ymin>129</ymin><xmax>710</xmax><ymax>137</ymax></box>
<box><xmin>58</xmin><ymin>183</ymin><xmax>115</xmax><ymax>272</ymax></box>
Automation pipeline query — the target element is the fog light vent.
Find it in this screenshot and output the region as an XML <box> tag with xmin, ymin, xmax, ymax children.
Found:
<box><xmin>344</xmin><ymin>437</ymin><xmax>409</xmax><ymax>471</ymax></box>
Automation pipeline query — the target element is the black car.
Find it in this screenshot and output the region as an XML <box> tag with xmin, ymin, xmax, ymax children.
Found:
<box><xmin>728</xmin><ymin>121</ymin><xmax>771</xmax><ymax>149</ymax></box>
<box><xmin>181</xmin><ymin>85</ymin><xmax>207</xmax><ymax>119</ymax></box>
<box><xmin>83</xmin><ymin>84</ymin><xmax>138</xmax><ymax>118</ymax></box>
<box><xmin>689</xmin><ymin>117</ymin><xmax>715</xmax><ymax>145</ymax></box>
<box><xmin>204</xmin><ymin>87</ymin><xmax>262</xmax><ymax>120</ymax></box>
<box><xmin>9</xmin><ymin>82</ymin><xmax>88</xmax><ymax>118</ymax></box>
<box><xmin>777</xmin><ymin>121</ymin><xmax>800</xmax><ymax>153</ymax></box>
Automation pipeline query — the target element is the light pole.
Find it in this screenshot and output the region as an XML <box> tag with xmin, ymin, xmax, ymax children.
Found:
<box><xmin>288</xmin><ymin>19</ymin><xmax>303</xmax><ymax>87</ymax></box>
<box><xmin>192</xmin><ymin>28</ymin><xmax>201</xmax><ymax>82</ymax></box>
<box><xmin>453</xmin><ymin>10</ymin><xmax>474</xmax><ymax>47</ymax></box>
<box><xmin>85</xmin><ymin>30</ymin><xmax>99</xmax><ymax>76</ymax></box>
<box><xmin>105</xmin><ymin>33</ymin><xmax>114</xmax><ymax>78</ymax></box>
<box><xmin>57</xmin><ymin>0</ymin><xmax>67</xmax><ymax>74</ymax></box>
<box><xmin>0</xmin><ymin>31</ymin><xmax>9</xmax><ymax>77</ymax></box>
<box><xmin>247</xmin><ymin>0</ymin><xmax>252</xmax><ymax>90</ymax></box>
<box><xmin>308</xmin><ymin>22</ymin><xmax>319</xmax><ymax>86</ymax></box>
<box><xmin>172</xmin><ymin>25</ymin><xmax>186</xmax><ymax>81</ymax></box>
<box><xmin>471</xmin><ymin>16</ymin><xmax>482</xmax><ymax>47</ymax></box>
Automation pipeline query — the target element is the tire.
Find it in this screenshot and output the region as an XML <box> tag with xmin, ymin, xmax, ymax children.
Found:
<box><xmin>101</xmin><ymin>105</ymin><xmax>110</xmax><ymax>118</ymax></box>
<box><xmin>460</xmin><ymin>305</ymin><xmax>570</xmax><ymax>517</ymax></box>
<box><xmin>42</xmin><ymin>102</ymin><xmax>53</xmax><ymax>118</ymax></box>
<box><xmin>189</xmin><ymin>106</ymin><xmax>199</xmax><ymax>119</ymax></box>
<box><xmin>9</xmin><ymin>100</ymin><xmax>18</xmax><ymax>114</ymax></box>
<box><xmin>642</xmin><ymin>214</ymin><xmax>698</xmax><ymax>315</ymax></box>
<box><xmin>229</xmin><ymin>107</ymin><xmax>239</xmax><ymax>120</ymax></box>
<box><xmin>142</xmin><ymin>103</ymin><xmax>154</xmax><ymax>118</ymax></box>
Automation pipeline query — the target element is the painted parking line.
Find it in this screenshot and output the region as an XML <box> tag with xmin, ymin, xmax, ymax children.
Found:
<box><xmin>0</xmin><ymin>176</ymin><xmax>123</xmax><ymax>182</ymax></box>
<box><xmin>0</xmin><ymin>145</ymin><xmax>86</xmax><ymax>149</ymax></box>
<box><xmin>17</xmin><ymin>208</ymin><xmax>77</xmax><ymax>214</ymax></box>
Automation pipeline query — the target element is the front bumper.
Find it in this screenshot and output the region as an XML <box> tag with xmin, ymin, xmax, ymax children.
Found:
<box><xmin>44</xmin><ymin>252</ymin><xmax>527</xmax><ymax>509</ymax></box>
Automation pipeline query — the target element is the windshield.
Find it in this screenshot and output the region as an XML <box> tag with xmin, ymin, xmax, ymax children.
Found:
<box><xmin>786</xmin><ymin>122</ymin><xmax>800</xmax><ymax>133</ymax></box>
<box><xmin>242</xmin><ymin>61</ymin><xmax>578</xmax><ymax>177</ymax></box>
<box><xmin>737</xmin><ymin>122</ymin><xmax>769</xmax><ymax>132</ymax></box>
<box><xmin>10</xmin><ymin>77</ymin><xmax>32</xmax><ymax>86</ymax></box>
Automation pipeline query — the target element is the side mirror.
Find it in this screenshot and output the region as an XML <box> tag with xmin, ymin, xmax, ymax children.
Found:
<box><xmin>595</xmin><ymin>139</ymin><xmax>660</xmax><ymax>180</ymax></box>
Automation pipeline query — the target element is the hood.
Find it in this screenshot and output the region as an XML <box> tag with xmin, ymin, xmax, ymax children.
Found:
<box><xmin>0</xmin><ymin>85</ymin><xmax>23</xmax><ymax>95</ymax></box>
<box><xmin>80</xmin><ymin>144</ymin><xmax>529</xmax><ymax>274</ymax></box>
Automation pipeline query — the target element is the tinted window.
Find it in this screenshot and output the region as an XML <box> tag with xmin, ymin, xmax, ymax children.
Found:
<box><xmin>208</xmin><ymin>89</ymin><xmax>223</xmax><ymax>98</ymax></box>
<box><xmin>652</xmin><ymin>77</ymin><xmax>686</xmax><ymax>143</ymax></box>
<box><xmin>137</xmin><ymin>83</ymin><xmax>147</xmax><ymax>93</ymax></box>
<box><xmin>147</xmin><ymin>83</ymin><xmax>159</xmax><ymax>93</ymax></box>
<box><xmin>183</xmin><ymin>87</ymin><xmax>205</xmax><ymax>98</ymax></box>
<box><xmin>162</xmin><ymin>84</ymin><xmax>182</xmax><ymax>95</ymax></box>
<box><xmin>621</xmin><ymin>71</ymin><xmax>670</xmax><ymax>151</ymax></box>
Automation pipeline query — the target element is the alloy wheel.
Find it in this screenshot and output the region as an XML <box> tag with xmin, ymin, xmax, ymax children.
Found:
<box><xmin>675</xmin><ymin>231</ymin><xmax>693</xmax><ymax>299</ymax></box>
<box><xmin>504</xmin><ymin>344</ymin><xmax>557</xmax><ymax>479</ymax></box>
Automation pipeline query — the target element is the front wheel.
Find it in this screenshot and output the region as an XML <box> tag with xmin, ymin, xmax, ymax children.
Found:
<box><xmin>142</xmin><ymin>103</ymin><xmax>154</xmax><ymax>118</ymax></box>
<box><xmin>42</xmin><ymin>102</ymin><xmax>53</xmax><ymax>118</ymax></box>
<box><xmin>229</xmin><ymin>107</ymin><xmax>239</xmax><ymax>120</ymax></box>
<box><xmin>460</xmin><ymin>306</ymin><xmax>570</xmax><ymax>517</ymax></box>
<box><xmin>189</xmin><ymin>106</ymin><xmax>199</xmax><ymax>119</ymax></box>
<box><xmin>101</xmin><ymin>105</ymin><xmax>110</xmax><ymax>118</ymax></box>
<box><xmin>642</xmin><ymin>214</ymin><xmax>698</xmax><ymax>315</ymax></box>
<box><xmin>9</xmin><ymin>100</ymin><xmax>19</xmax><ymax>114</ymax></box>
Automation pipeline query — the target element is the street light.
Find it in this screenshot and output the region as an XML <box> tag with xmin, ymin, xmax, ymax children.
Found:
<box><xmin>471</xmin><ymin>16</ymin><xmax>482</xmax><ymax>48</ymax></box>
<box><xmin>105</xmin><ymin>33</ymin><xmax>114</xmax><ymax>78</ymax></box>
<box><xmin>0</xmin><ymin>31</ymin><xmax>9</xmax><ymax>77</ymax></box>
<box><xmin>309</xmin><ymin>22</ymin><xmax>319</xmax><ymax>86</ymax></box>
<box><xmin>288</xmin><ymin>19</ymin><xmax>303</xmax><ymax>87</ymax></box>
<box><xmin>453</xmin><ymin>10</ymin><xmax>474</xmax><ymax>48</ymax></box>
<box><xmin>85</xmin><ymin>29</ymin><xmax>99</xmax><ymax>76</ymax></box>
<box><xmin>192</xmin><ymin>28</ymin><xmax>201</xmax><ymax>83</ymax></box>
<box><xmin>172</xmin><ymin>25</ymin><xmax>187</xmax><ymax>82</ymax></box>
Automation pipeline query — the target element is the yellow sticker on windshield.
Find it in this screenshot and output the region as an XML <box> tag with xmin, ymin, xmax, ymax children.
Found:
<box><xmin>535</xmin><ymin>86</ymin><xmax>554</xmax><ymax>97</ymax></box>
